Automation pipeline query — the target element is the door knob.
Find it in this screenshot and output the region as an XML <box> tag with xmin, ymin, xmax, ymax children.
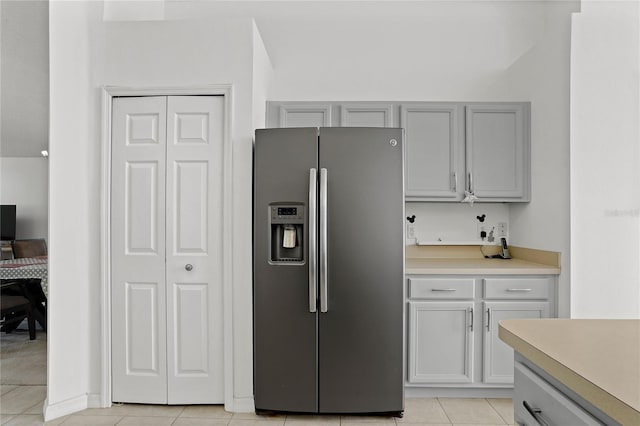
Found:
<box><xmin>185</xmin><ymin>264</ymin><xmax>193</xmax><ymax>271</ymax></box>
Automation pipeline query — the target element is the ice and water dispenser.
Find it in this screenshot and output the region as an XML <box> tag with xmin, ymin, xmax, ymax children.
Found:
<box><xmin>269</xmin><ymin>203</ymin><xmax>305</xmax><ymax>264</ymax></box>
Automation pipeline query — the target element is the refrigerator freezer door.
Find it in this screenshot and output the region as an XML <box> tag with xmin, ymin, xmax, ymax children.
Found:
<box><xmin>254</xmin><ymin>128</ymin><xmax>319</xmax><ymax>412</ymax></box>
<box><xmin>317</xmin><ymin>127</ymin><xmax>405</xmax><ymax>414</ymax></box>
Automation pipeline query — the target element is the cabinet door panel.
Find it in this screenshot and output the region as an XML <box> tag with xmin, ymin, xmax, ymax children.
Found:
<box><xmin>466</xmin><ymin>104</ymin><xmax>529</xmax><ymax>200</ymax></box>
<box><xmin>340</xmin><ymin>104</ymin><xmax>394</xmax><ymax>127</ymax></box>
<box><xmin>402</xmin><ymin>104</ymin><xmax>463</xmax><ymax>200</ymax></box>
<box><xmin>483</xmin><ymin>301</ymin><xmax>549</xmax><ymax>384</ymax></box>
<box><xmin>278</xmin><ymin>104</ymin><xmax>332</xmax><ymax>128</ymax></box>
<box><xmin>408</xmin><ymin>301</ymin><xmax>474</xmax><ymax>383</ymax></box>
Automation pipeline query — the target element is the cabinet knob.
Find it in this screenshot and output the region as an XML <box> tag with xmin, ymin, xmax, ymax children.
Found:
<box><xmin>185</xmin><ymin>264</ymin><xmax>193</xmax><ymax>272</ymax></box>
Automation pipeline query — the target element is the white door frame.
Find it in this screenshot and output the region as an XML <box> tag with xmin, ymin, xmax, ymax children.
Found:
<box><xmin>100</xmin><ymin>85</ymin><xmax>234</xmax><ymax>409</ymax></box>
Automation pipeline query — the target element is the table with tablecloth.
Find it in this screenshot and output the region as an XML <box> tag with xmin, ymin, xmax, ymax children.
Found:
<box><xmin>0</xmin><ymin>256</ymin><xmax>48</xmax><ymax>331</ymax></box>
<box><xmin>0</xmin><ymin>256</ymin><xmax>48</xmax><ymax>295</ymax></box>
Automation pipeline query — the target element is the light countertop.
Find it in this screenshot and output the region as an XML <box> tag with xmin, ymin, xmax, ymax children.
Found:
<box><xmin>406</xmin><ymin>257</ymin><xmax>560</xmax><ymax>275</ymax></box>
<box><xmin>405</xmin><ymin>245</ymin><xmax>561</xmax><ymax>275</ymax></box>
<box><xmin>499</xmin><ymin>319</ymin><xmax>640</xmax><ymax>425</ymax></box>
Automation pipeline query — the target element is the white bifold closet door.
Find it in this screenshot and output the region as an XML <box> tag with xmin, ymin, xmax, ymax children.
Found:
<box><xmin>111</xmin><ymin>95</ymin><xmax>224</xmax><ymax>404</ymax></box>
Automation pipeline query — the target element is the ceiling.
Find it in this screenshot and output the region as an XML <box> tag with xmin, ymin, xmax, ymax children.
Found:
<box><xmin>0</xmin><ymin>0</ymin><xmax>562</xmax><ymax>157</ymax></box>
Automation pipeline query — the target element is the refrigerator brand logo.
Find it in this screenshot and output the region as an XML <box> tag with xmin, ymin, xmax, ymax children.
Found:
<box><xmin>389</xmin><ymin>139</ymin><xmax>398</xmax><ymax>147</ymax></box>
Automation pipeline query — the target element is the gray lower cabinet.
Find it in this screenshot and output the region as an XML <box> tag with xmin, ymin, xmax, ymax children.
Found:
<box><xmin>407</xmin><ymin>275</ymin><xmax>554</xmax><ymax>388</ymax></box>
<box><xmin>408</xmin><ymin>301</ymin><xmax>474</xmax><ymax>383</ymax></box>
<box><xmin>514</xmin><ymin>360</ymin><xmax>602</xmax><ymax>425</ymax></box>
<box><xmin>483</xmin><ymin>301</ymin><xmax>549</xmax><ymax>384</ymax></box>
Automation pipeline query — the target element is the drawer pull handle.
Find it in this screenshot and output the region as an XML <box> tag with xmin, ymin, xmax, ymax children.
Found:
<box><xmin>431</xmin><ymin>288</ymin><xmax>457</xmax><ymax>292</ymax></box>
<box><xmin>523</xmin><ymin>400</ymin><xmax>551</xmax><ymax>426</ymax></box>
<box><xmin>506</xmin><ymin>288</ymin><xmax>533</xmax><ymax>292</ymax></box>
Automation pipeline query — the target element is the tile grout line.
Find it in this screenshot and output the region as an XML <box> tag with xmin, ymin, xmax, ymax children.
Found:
<box><xmin>435</xmin><ymin>398</ymin><xmax>454</xmax><ymax>425</ymax></box>
<box><xmin>482</xmin><ymin>397</ymin><xmax>507</xmax><ymax>425</ymax></box>
<box><xmin>486</xmin><ymin>398</ymin><xmax>512</xmax><ymax>425</ymax></box>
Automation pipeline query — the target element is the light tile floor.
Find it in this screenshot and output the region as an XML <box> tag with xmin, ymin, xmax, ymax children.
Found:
<box><xmin>1</xmin><ymin>328</ymin><xmax>514</xmax><ymax>425</ymax></box>
<box><xmin>2</xmin><ymin>398</ymin><xmax>514</xmax><ymax>425</ymax></box>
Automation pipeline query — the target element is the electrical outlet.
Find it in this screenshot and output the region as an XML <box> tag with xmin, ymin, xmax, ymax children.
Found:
<box><xmin>407</xmin><ymin>223</ymin><xmax>416</xmax><ymax>239</ymax></box>
<box><xmin>498</xmin><ymin>222</ymin><xmax>507</xmax><ymax>237</ymax></box>
<box><xmin>477</xmin><ymin>223</ymin><xmax>487</xmax><ymax>239</ymax></box>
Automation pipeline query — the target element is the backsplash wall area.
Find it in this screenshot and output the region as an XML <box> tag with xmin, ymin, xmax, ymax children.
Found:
<box><xmin>405</xmin><ymin>203</ymin><xmax>509</xmax><ymax>246</ymax></box>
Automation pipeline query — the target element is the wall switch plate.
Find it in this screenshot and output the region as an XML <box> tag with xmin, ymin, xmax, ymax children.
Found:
<box><xmin>407</xmin><ymin>223</ymin><xmax>416</xmax><ymax>239</ymax></box>
<box><xmin>498</xmin><ymin>222</ymin><xmax>507</xmax><ymax>237</ymax></box>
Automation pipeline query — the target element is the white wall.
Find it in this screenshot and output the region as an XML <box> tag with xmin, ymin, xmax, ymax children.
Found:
<box><xmin>46</xmin><ymin>1</ymin><xmax>582</xmax><ymax>419</ymax></box>
<box><xmin>48</xmin><ymin>1</ymin><xmax>96</xmax><ymax>418</ymax></box>
<box><xmin>262</xmin><ymin>2</ymin><xmax>565</xmax><ymax>101</ymax></box>
<box><xmin>0</xmin><ymin>158</ymin><xmax>48</xmax><ymax>239</ymax></box>
<box><xmin>48</xmin><ymin>2</ymin><xmax>263</xmax><ymax>418</ymax></box>
<box><xmin>406</xmin><ymin>203</ymin><xmax>510</xmax><ymax>245</ymax></box>
<box><xmin>263</xmin><ymin>2</ymin><xmax>576</xmax><ymax>315</ymax></box>
<box><xmin>502</xmin><ymin>1</ymin><xmax>579</xmax><ymax>317</ymax></box>
<box><xmin>570</xmin><ymin>1</ymin><xmax>640</xmax><ymax>318</ymax></box>
<box><xmin>252</xmin><ymin>20</ymin><xmax>274</xmax><ymax>131</ymax></box>
<box><xmin>100</xmin><ymin>18</ymin><xmax>258</xmax><ymax>412</ymax></box>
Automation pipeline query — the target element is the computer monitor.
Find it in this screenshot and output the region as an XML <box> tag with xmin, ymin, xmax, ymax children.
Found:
<box><xmin>0</xmin><ymin>205</ymin><xmax>16</xmax><ymax>241</ymax></box>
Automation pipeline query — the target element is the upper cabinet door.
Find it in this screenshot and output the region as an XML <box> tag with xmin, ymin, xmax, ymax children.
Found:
<box><xmin>401</xmin><ymin>104</ymin><xmax>463</xmax><ymax>200</ymax></box>
<box><xmin>465</xmin><ymin>103</ymin><xmax>530</xmax><ymax>201</ymax></box>
<box><xmin>340</xmin><ymin>104</ymin><xmax>394</xmax><ymax>127</ymax></box>
<box><xmin>275</xmin><ymin>103</ymin><xmax>332</xmax><ymax>128</ymax></box>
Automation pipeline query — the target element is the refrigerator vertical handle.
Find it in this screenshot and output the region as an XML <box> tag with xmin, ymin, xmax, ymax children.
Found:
<box><xmin>308</xmin><ymin>168</ymin><xmax>317</xmax><ymax>313</ymax></box>
<box><xmin>319</xmin><ymin>168</ymin><xmax>328</xmax><ymax>313</ymax></box>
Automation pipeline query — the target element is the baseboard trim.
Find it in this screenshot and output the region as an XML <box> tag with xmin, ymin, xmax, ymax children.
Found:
<box><xmin>227</xmin><ymin>397</ymin><xmax>255</xmax><ymax>413</ymax></box>
<box><xmin>43</xmin><ymin>394</ymin><xmax>88</xmax><ymax>422</ymax></box>
<box><xmin>405</xmin><ymin>387</ymin><xmax>514</xmax><ymax>398</ymax></box>
<box><xmin>87</xmin><ymin>393</ymin><xmax>103</xmax><ymax>408</ymax></box>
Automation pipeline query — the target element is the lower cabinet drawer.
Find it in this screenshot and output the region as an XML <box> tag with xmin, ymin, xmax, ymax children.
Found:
<box><xmin>514</xmin><ymin>362</ymin><xmax>602</xmax><ymax>425</ymax></box>
<box><xmin>409</xmin><ymin>278</ymin><xmax>475</xmax><ymax>299</ymax></box>
<box><xmin>484</xmin><ymin>278</ymin><xmax>550</xmax><ymax>299</ymax></box>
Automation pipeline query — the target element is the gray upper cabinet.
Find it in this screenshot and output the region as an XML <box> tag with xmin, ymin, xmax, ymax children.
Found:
<box><xmin>401</xmin><ymin>104</ymin><xmax>464</xmax><ymax>200</ymax></box>
<box><xmin>268</xmin><ymin>103</ymin><xmax>332</xmax><ymax>128</ymax></box>
<box><xmin>404</xmin><ymin>102</ymin><xmax>530</xmax><ymax>202</ymax></box>
<box><xmin>266</xmin><ymin>101</ymin><xmax>531</xmax><ymax>203</ymax></box>
<box><xmin>466</xmin><ymin>103</ymin><xmax>530</xmax><ymax>201</ymax></box>
<box><xmin>340</xmin><ymin>104</ymin><xmax>394</xmax><ymax>127</ymax></box>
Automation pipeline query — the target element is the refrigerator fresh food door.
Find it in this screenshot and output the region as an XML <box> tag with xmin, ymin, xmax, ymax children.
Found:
<box><xmin>253</xmin><ymin>127</ymin><xmax>319</xmax><ymax>413</ymax></box>
<box><xmin>317</xmin><ymin>127</ymin><xmax>405</xmax><ymax>414</ymax></box>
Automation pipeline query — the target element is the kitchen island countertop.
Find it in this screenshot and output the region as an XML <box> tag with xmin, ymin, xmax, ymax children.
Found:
<box><xmin>499</xmin><ymin>319</ymin><xmax>640</xmax><ymax>425</ymax></box>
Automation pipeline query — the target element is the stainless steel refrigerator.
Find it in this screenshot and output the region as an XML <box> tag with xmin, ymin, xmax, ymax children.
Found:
<box><xmin>253</xmin><ymin>127</ymin><xmax>404</xmax><ymax>416</ymax></box>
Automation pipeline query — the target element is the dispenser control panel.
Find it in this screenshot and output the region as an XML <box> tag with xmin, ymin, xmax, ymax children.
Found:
<box><xmin>271</xmin><ymin>205</ymin><xmax>304</xmax><ymax>223</ymax></box>
<box><xmin>268</xmin><ymin>203</ymin><xmax>305</xmax><ymax>264</ymax></box>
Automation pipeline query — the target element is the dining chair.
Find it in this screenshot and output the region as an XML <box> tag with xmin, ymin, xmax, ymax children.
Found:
<box><xmin>12</xmin><ymin>238</ymin><xmax>47</xmax><ymax>258</ymax></box>
<box><xmin>0</xmin><ymin>293</ymin><xmax>36</xmax><ymax>339</ymax></box>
